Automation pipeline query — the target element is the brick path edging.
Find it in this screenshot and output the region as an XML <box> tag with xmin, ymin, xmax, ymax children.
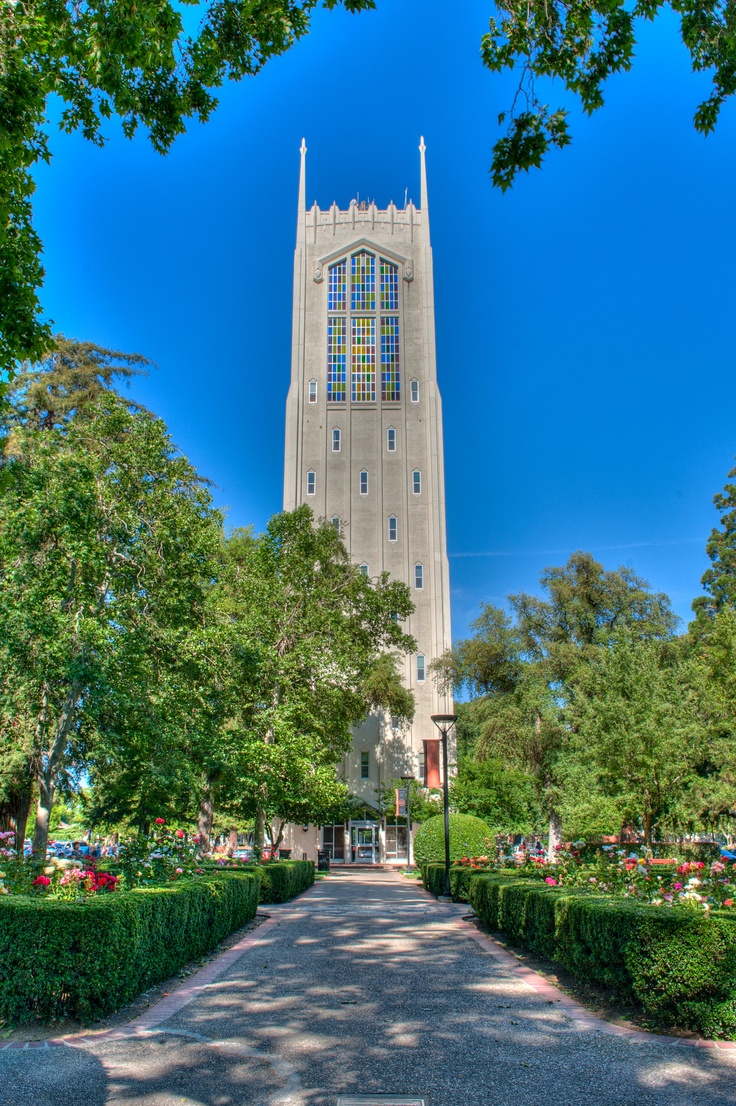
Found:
<box><xmin>0</xmin><ymin>873</ymin><xmax>328</xmax><ymax>1052</ymax></box>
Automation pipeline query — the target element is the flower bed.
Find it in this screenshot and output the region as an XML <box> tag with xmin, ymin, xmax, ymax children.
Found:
<box><xmin>0</xmin><ymin>870</ymin><xmax>261</xmax><ymax>1024</ymax></box>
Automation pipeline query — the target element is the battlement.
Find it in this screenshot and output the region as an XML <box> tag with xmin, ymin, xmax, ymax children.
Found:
<box><xmin>303</xmin><ymin>200</ymin><xmax>422</xmax><ymax>239</ymax></box>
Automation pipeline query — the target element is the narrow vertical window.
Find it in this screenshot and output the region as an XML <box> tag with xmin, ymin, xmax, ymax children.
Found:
<box><xmin>414</xmin><ymin>563</ymin><xmax>424</xmax><ymax>590</ymax></box>
<box><xmin>306</xmin><ymin>470</ymin><xmax>316</xmax><ymax>496</ymax></box>
<box><xmin>351</xmin><ymin>252</ymin><xmax>375</xmax><ymax>311</ymax></box>
<box><xmin>387</xmin><ymin>516</ymin><xmax>398</xmax><ymax>542</ymax></box>
<box><xmin>419</xmin><ymin>746</ymin><xmax>426</xmax><ymax>786</ymax></box>
<box><xmin>386</xmin><ymin>427</ymin><xmax>396</xmax><ymax>452</ymax></box>
<box><xmin>416</xmin><ymin>654</ymin><xmax>426</xmax><ymax>682</ymax></box>
<box><xmin>328</xmin><ymin>259</ymin><xmax>347</xmax><ymax>311</ymax></box>
<box><xmin>331</xmin><ymin>516</ymin><xmax>341</xmax><ymax>532</ymax></box>
<box><xmin>332</xmin><ymin>427</ymin><xmax>341</xmax><ymax>452</ymax></box>
<box><xmin>352</xmin><ymin>317</ymin><xmax>376</xmax><ymax>402</ymax></box>
<box><xmin>327</xmin><ymin>318</ymin><xmax>347</xmax><ymax>402</ymax></box>
<box><xmin>359</xmin><ymin>562</ymin><xmax>369</xmax><ymax>577</ymax></box>
<box><xmin>308</xmin><ymin>380</ymin><xmax>317</xmax><ymax>403</ymax></box>
<box><xmin>412</xmin><ymin>470</ymin><xmax>422</xmax><ymax>495</ymax></box>
<box><xmin>410</xmin><ymin>379</ymin><xmax>419</xmax><ymax>403</ymax></box>
<box><xmin>380</xmin><ymin>259</ymin><xmax>399</xmax><ymax>311</ymax></box>
<box><xmin>360</xmin><ymin>751</ymin><xmax>370</xmax><ymax>779</ymax></box>
<box><xmin>381</xmin><ymin>316</ymin><xmax>400</xmax><ymax>401</ymax></box>
<box><xmin>359</xmin><ymin>470</ymin><xmax>369</xmax><ymax>496</ymax></box>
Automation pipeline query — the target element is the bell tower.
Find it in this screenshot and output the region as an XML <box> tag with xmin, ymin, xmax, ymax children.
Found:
<box><xmin>283</xmin><ymin>139</ymin><xmax>453</xmax><ymax>851</ymax></box>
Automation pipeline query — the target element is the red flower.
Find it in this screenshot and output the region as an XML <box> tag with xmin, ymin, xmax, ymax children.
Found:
<box><xmin>175</xmin><ymin>830</ymin><xmax>185</xmax><ymax>839</ymax></box>
<box><xmin>32</xmin><ymin>875</ymin><xmax>51</xmax><ymax>887</ymax></box>
<box><xmin>155</xmin><ymin>817</ymin><xmax>166</xmax><ymax>825</ymax></box>
<box><xmin>724</xmin><ymin>899</ymin><xmax>734</xmax><ymax>907</ymax></box>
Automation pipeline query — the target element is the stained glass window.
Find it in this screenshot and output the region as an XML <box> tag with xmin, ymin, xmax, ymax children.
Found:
<box><xmin>381</xmin><ymin>317</ymin><xmax>400</xmax><ymax>401</ymax></box>
<box><xmin>351</xmin><ymin>252</ymin><xmax>375</xmax><ymax>311</ymax></box>
<box><xmin>351</xmin><ymin>317</ymin><xmax>375</xmax><ymax>402</ymax></box>
<box><xmin>412</xmin><ymin>470</ymin><xmax>422</xmax><ymax>495</ymax></box>
<box><xmin>328</xmin><ymin>260</ymin><xmax>347</xmax><ymax>311</ymax></box>
<box><xmin>380</xmin><ymin>259</ymin><xmax>399</xmax><ymax>311</ymax></box>
<box><xmin>327</xmin><ymin>318</ymin><xmax>347</xmax><ymax>402</ymax></box>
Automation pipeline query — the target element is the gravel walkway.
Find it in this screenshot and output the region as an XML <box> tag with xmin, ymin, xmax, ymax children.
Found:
<box><xmin>3</xmin><ymin>869</ymin><xmax>736</xmax><ymax>1105</ymax></box>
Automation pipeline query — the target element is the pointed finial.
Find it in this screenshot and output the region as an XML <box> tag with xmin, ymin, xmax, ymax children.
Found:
<box><xmin>300</xmin><ymin>137</ymin><xmax>307</xmax><ymax>156</ymax></box>
<box><xmin>419</xmin><ymin>135</ymin><xmax>426</xmax><ymax>155</ymax></box>
<box><xmin>419</xmin><ymin>136</ymin><xmax>429</xmax><ymax>228</ymax></box>
<box><xmin>296</xmin><ymin>137</ymin><xmax>307</xmax><ymax>240</ymax></box>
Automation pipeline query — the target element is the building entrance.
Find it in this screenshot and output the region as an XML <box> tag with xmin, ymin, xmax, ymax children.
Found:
<box><xmin>350</xmin><ymin>821</ymin><xmax>378</xmax><ymax>863</ymax></box>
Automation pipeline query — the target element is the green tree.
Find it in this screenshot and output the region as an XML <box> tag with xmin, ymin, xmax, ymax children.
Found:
<box><xmin>568</xmin><ymin>635</ymin><xmax>704</xmax><ymax>844</ymax></box>
<box><xmin>450</xmin><ymin>757</ymin><xmax>540</xmax><ymax>834</ymax></box>
<box><xmin>484</xmin><ymin>1</ymin><xmax>736</xmax><ymax>189</ymax></box>
<box><xmin>693</xmin><ymin>457</ymin><xmax>736</xmax><ymax>626</ymax></box>
<box><xmin>0</xmin><ymin>396</ymin><xmax>222</xmax><ymax>854</ymax></box>
<box><xmin>0</xmin><ymin>0</ymin><xmax>374</xmax><ymax>373</ymax></box>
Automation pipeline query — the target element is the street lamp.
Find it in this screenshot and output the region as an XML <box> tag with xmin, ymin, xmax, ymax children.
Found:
<box><xmin>431</xmin><ymin>713</ymin><xmax>458</xmax><ymax>901</ymax></box>
<box><xmin>400</xmin><ymin>773</ymin><xmax>414</xmax><ymax>873</ymax></box>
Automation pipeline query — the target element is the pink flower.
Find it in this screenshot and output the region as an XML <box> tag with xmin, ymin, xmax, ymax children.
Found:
<box><xmin>175</xmin><ymin>830</ymin><xmax>184</xmax><ymax>839</ymax></box>
<box><xmin>32</xmin><ymin>875</ymin><xmax>51</xmax><ymax>887</ymax></box>
<box><xmin>155</xmin><ymin>817</ymin><xmax>166</xmax><ymax>825</ymax></box>
<box><xmin>673</xmin><ymin>882</ymin><xmax>683</xmax><ymax>890</ymax></box>
<box><xmin>545</xmin><ymin>877</ymin><xmax>557</xmax><ymax>885</ymax></box>
<box><xmin>175</xmin><ymin>867</ymin><xmax>183</xmax><ymax>874</ymax></box>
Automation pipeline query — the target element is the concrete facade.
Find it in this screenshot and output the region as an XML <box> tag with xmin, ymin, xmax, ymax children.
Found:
<box><xmin>282</xmin><ymin>140</ymin><xmax>453</xmax><ymax>862</ymax></box>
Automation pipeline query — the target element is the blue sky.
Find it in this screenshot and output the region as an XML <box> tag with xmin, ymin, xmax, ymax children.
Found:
<box><xmin>32</xmin><ymin>0</ymin><xmax>736</xmax><ymax>640</ymax></box>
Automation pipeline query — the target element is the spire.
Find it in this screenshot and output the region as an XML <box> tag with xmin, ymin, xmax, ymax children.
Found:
<box><xmin>419</xmin><ymin>135</ymin><xmax>428</xmax><ymax>216</ymax></box>
<box><xmin>297</xmin><ymin>138</ymin><xmax>307</xmax><ymax>239</ymax></box>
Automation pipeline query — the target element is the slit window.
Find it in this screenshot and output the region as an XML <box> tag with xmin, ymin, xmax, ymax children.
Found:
<box><xmin>359</xmin><ymin>563</ymin><xmax>369</xmax><ymax>577</ymax></box>
<box><xmin>308</xmin><ymin>380</ymin><xmax>317</xmax><ymax>403</ymax></box>
<box><xmin>359</xmin><ymin>470</ymin><xmax>369</xmax><ymax>496</ymax></box>
<box><xmin>386</xmin><ymin>427</ymin><xmax>396</xmax><ymax>452</ymax></box>
<box><xmin>360</xmin><ymin>751</ymin><xmax>370</xmax><ymax>779</ymax></box>
<box><xmin>306</xmin><ymin>470</ymin><xmax>316</xmax><ymax>496</ymax></box>
<box><xmin>414</xmin><ymin>563</ymin><xmax>424</xmax><ymax>590</ymax></box>
<box><xmin>388</xmin><ymin>516</ymin><xmax>398</xmax><ymax>542</ymax></box>
<box><xmin>412</xmin><ymin>470</ymin><xmax>422</xmax><ymax>495</ymax></box>
<box><xmin>332</xmin><ymin>428</ymin><xmax>341</xmax><ymax>452</ymax></box>
<box><xmin>416</xmin><ymin>654</ymin><xmax>426</xmax><ymax>682</ymax></box>
<box><xmin>331</xmin><ymin>516</ymin><xmax>341</xmax><ymax>532</ymax></box>
<box><xmin>410</xmin><ymin>379</ymin><xmax>419</xmax><ymax>403</ymax></box>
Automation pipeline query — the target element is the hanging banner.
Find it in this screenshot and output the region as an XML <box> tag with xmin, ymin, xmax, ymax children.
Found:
<box><xmin>424</xmin><ymin>739</ymin><xmax>441</xmax><ymax>788</ymax></box>
<box><xmin>395</xmin><ymin>788</ymin><xmax>407</xmax><ymax>817</ymax></box>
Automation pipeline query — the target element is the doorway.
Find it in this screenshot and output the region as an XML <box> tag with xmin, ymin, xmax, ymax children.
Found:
<box><xmin>350</xmin><ymin>820</ymin><xmax>378</xmax><ymax>863</ymax></box>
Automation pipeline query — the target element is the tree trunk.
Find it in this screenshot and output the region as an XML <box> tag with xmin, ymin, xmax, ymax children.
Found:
<box><xmin>32</xmin><ymin>772</ymin><xmax>54</xmax><ymax>857</ymax></box>
<box><xmin>227</xmin><ymin>828</ymin><xmax>238</xmax><ymax>857</ymax></box>
<box><xmin>197</xmin><ymin>781</ymin><xmax>214</xmax><ymax>855</ymax></box>
<box><xmin>547</xmin><ymin>808</ymin><xmax>562</xmax><ymax>859</ymax></box>
<box><xmin>643</xmin><ymin>809</ymin><xmax>653</xmax><ymax>847</ymax></box>
<box><xmin>254</xmin><ymin>807</ymin><xmax>266</xmax><ymax>859</ymax></box>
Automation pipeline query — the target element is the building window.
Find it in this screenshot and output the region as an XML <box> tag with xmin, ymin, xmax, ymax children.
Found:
<box><xmin>327</xmin><ymin>318</ymin><xmax>347</xmax><ymax>403</ymax></box>
<box><xmin>388</xmin><ymin>516</ymin><xmax>398</xmax><ymax>542</ymax></box>
<box><xmin>381</xmin><ymin>316</ymin><xmax>400</xmax><ymax>401</ymax></box>
<box><xmin>328</xmin><ymin>259</ymin><xmax>347</xmax><ymax>311</ymax></box>
<box><xmin>359</xmin><ymin>469</ymin><xmax>369</xmax><ymax>496</ymax></box>
<box><xmin>322</xmin><ymin>824</ymin><xmax>345</xmax><ymax>861</ymax></box>
<box><xmin>416</xmin><ymin>654</ymin><xmax>426</xmax><ymax>682</ymax></box>
<box><xmin>306</xmin><ymin>470</ymin><xmax>316</xmax><ymax>496</ymax></box>
<box><xmin>414</xmin><ymin>563</ymin><xmax>424</xmax><ymax>590</ymax></box>
<box><xmin>380</xmin><ymin>259</ymin><xmax>399</xmax><ymax>312</ymax></box>
<box><xmin>331</xmin><ymin>516</ymin><xmax>341</xmax><ymax>532</ymax></box>
<box><xmin>419</xmin><ymin>746</ymin><xmax>426</xmax><ymax>786</ymax></box>
<box><xmin>412</xmin><ymin>470</ymin><xmax>422</xmax><ymax>495</ymax></box>
<box><xmin>308</xmin><ymin>379</ymin><xmax>317</xmax><ymax>403</ymax></box>
<box><xmin>352</xmin><ymin>317</ymin><xmax>376</xmax><ymax>402</ymax></box>
<box><xmin>410</xmin><ymin>379</ymin><xmax>419</xmax><ymax>403</ymax></box>
<box><xmin>359</xmin><ymin>563</ymin><xmax>369</xmax><ymax>577</ymax></box>
<box><xmin>332</xmin><ymin>427</ymin><xmax>341</xmax><ymax>452</ymax></box>
<box><xmin>352</xmin><ymin>252</ymin><xmax>375</xmax><ymax>311</ymax></box>
<box><xmin>360</xmin><ymin>751</ymin><xmax>370</xmax><ymax>779</ymax></box>
<box><xmin>387</xmin><ymin>427</ymin><xmax>396</xmax><ymax>452</ymax></box>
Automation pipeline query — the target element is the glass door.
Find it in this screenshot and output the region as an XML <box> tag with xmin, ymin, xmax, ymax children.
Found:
<box><xmin>350</xmin><ymin>821</ymin><xmax>378</xmax><ymax>863</ymax></box>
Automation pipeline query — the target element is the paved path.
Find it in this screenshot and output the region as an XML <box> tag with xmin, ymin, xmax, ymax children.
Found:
<box><xmin>4</xmin><ymin>869</ymin><xmax>736</xmax><ymax>1106</ymax></box>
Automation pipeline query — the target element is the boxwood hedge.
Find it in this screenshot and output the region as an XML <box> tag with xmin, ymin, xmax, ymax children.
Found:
<box><xmin>258</xmin><ymin>860</ymin><xmax>315</xmax><ymax>903</ymax></box>
<box><xmin>468</xmin><ymin>871</ymin><xmax>736</xmax><ymax>1038</ymax></box>
<box><xmin>0</xmin><ymin>870</ymin><xmax>261</xmax><ymax>1024</ymax></box>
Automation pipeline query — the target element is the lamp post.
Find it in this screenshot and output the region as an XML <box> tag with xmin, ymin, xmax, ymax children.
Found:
<box><xmin>400</xmin><ymin>773</ymin><xmax>414</xmax><ymax>873</ymax></box>
<box><xmin>431</xmin><ymin>714</ymin><xmax>458</xmax><ymax>901</ymax></box>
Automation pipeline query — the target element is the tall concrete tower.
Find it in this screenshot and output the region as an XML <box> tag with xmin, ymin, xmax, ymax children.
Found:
<box><xmin>283</xmin><ymin>139</ymin><xmax>453</xmax><ymax>864</ymax></box>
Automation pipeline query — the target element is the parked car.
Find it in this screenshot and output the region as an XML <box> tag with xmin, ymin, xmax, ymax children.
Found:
<box><xmin>233</xmin><ymin>848</ymin><xmax>253</xmax><ymax>860</ymax></box>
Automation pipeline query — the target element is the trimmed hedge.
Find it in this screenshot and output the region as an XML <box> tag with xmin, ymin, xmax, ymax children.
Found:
<box><xmin>468</xmin><ymin>871</ymin><xmax>736</xmax><ymax>1038</ymax></box>
<box><xmin>0</xmin><ymin>870</ymin><xmax>261</xmax><ymax>1024</ymax></box>
<box><xmin>413</xmin><ymin>814</ymin><xmax>493</xmax><ymax>868</ymax></box>
<box><xmin>258</xmin><ymin>860</ymin><xmax>315</xmax><ymax>903</ymax></box>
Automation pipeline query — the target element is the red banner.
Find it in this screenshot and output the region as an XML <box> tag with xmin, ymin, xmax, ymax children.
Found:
<box><xmin>424</xmin><ymin>739</ymin><xmax>441</xmax><ymax>788</ymax></box>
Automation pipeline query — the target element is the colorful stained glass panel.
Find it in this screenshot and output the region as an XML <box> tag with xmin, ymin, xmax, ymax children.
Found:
<box><xmin>351</xmin><ymin>252</ymin><xmax>375</xmax><ymax>311</ymax></box>
<box><xmin>381</xmin><ymin>317</ymin><xmax>400</xmax><ymax>401</ymax></box>
<box><xmin>327</xmin><ymin>317</ymin><xmax>347</xmax><ymax>402</ymax></box>
<box><xmin>380</xmin><ymin>260</ymin><xmax>399</xmax><ymax>311</ymax></box>
<box><xmin>328</xmin><ymin>260</ymin><xmax>347</xmax><ymax>311</ymax></box>
<box><xmin>352</xmin><ymin>317</ymin><xmax>376</xmax><ymax>402</ymax></box>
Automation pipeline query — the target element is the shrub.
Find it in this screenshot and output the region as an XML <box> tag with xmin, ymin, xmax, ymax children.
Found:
<box><xmin>468</xmin><ymin>871</ymin><xmax>736</xmax><ymax>1037</ymax></box>
<box><xmin>258</xmin><ymin>860</ymin><xmax>315</xmax><ymax>903</ymax></box>
<box><xmin>413</xmin><ymin>814</ymin><xmax>493</xmax><ymax>869</ymax></box>
<box><xmin>0</xmin><ymin>870</ymin><xmax>261</xmax><ymax>1024</ymax></box>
